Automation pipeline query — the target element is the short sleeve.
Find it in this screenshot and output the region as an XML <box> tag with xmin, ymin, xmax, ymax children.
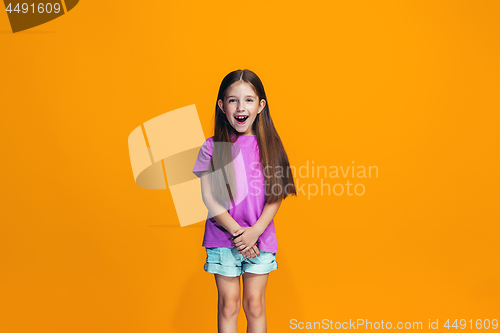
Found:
<box><xmin>192</xmin><ymin>137</ymin><xmax>214</xmax><ymax>177</ymax></box>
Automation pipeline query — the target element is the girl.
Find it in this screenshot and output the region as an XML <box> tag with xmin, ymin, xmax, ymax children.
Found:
<box><xmin>192</xmin><ymin>69</ymin><xmax>296</xmax><ymax>333</ymax></box>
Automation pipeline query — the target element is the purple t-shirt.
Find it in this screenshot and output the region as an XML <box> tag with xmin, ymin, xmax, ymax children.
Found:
<box><xmin>192</xmin><ymin>134</ymin><xmax>278</xmax><ymax>253</ymax></box>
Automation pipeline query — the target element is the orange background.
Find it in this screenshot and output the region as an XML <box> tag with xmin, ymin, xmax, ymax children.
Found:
<box><xmin>1</xmin><ymin>1</ymin><xmax>499</xmax><ymax>332</ymax></box>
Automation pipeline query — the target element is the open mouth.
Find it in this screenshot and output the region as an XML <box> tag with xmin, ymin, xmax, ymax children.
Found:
<box><xmin>234</xmin><ymin>115</ymin><xmax>249</xmax><ymax>124</ymax></box>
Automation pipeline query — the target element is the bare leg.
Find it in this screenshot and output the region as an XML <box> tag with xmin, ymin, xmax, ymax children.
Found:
<box><xmin>215</xmin><ymin>274</ymin><xmax>241</xmax><ymax>333</ymax></box>
<box><xmin>242</xmin><ymin>273</ymin><xmax>269</xmax><ymax>333</ymax></box>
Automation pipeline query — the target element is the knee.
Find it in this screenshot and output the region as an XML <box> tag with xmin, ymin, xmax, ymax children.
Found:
<box><xmin>219</xmin><ymin>296</ymin><xmax>241</xmax><ymax>319</ymax></box>
<box><xmin>243</xmin><ymin>296</ymin><xmax>265</xmax><ymax>318</ymax></box>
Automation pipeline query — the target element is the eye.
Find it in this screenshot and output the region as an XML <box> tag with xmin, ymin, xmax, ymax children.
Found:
<box><xmin>229</xmin><ymin>99</ymin><xmax>236</xmax><ymax>103</ymax></box>
<box><xmin>246</xmin><ymin>99</ymin><xmax>253</xmax><ymax>102</ymax></box>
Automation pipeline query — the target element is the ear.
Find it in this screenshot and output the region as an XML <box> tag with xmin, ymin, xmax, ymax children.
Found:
<box><xmin>258</xmin><ymin>99</ymin><xmax>266</xmax><ymax>114</ymax></box>
<box><xmin>218</xmin><ymin>99</ymin><xmax>225</xmax><ymax>113</ymax></box>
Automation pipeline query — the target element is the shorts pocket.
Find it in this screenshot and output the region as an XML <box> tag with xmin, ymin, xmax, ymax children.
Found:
<box><xmin>261</xmin><ymin>251</ymin><xmax>276</xmax><ymax>264</ymax></box>
<box><xmin>206</xmin><ymin>247</ymin><xmax>222</xmax><ymax>264</ymax></box>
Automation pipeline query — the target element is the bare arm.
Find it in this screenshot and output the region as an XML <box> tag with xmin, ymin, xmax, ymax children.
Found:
<box><xmin>199</xmin><ymin>171</ymin><xmax>241</xmax><ymax>235</ymax></box>
<box><xmin>253</xmin><ymin>199</ymin><xmax>282</xmax><ymax>235</ymax></box>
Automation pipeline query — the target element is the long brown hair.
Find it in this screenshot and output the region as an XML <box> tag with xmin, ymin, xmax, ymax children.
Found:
<box><xmin>210</xmin><ymin>69</ymin><xmax>296</xmax><ymax>205</ymax></box>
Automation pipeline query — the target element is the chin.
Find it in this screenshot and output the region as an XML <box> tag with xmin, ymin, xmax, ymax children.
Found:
<box><xmin>233</xmin><ymin>126</ymin><xmax>247</xmax><ymax>133</ymax></box>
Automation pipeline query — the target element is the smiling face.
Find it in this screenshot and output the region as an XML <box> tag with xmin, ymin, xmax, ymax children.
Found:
<box><xmin>218</xmin><ymin>81</ymin><xmax>266</xmax><ymax>135</ymax></box>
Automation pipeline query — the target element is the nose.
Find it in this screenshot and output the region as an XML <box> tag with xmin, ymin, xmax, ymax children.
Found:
<box><xmin>236</xmin><ymin>102</ymin><xmax>246</xmax><ymax>112</ymax></box>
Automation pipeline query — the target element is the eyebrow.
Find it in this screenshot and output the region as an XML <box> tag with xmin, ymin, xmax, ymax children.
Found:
<box><xmin>226</xmin><ymin>95</ymin><xmax>256</xmax><ymax>99</ymax></box>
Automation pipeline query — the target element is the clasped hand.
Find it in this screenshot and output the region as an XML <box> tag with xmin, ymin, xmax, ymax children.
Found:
<box><xmin>231</xmin><ymin>227</ymin><xmax>261</xmax><ymax>260</ymax></box>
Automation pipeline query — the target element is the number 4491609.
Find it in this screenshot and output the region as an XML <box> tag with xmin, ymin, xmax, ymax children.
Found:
<box><xmin>5</xmin><ymin>3</ymin><xmax>62</xmax><ymax>14</ymax></box>
<box><xmin>444</xmin><ymin>319</ymin><xmax>498</xmax><ymax>329</ymax></box>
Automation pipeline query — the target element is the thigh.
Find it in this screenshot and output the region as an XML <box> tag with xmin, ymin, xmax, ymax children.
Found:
<box><xmin>242</xmin><ymin>272</ymin><xmax>269</xmax><ymax>300</ymax></box>
<box><xmin>215</xmin><ymin>274</ymin><xmax>241</xmax><ymax>300</ymax></box>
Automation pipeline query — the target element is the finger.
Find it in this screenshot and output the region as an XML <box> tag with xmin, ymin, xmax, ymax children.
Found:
<box><xmin>245</xmin><ymin>248</ymin><xmax>253</xmax><ymax>259</ymax></box>
<box><xmin>232</xmin><ymin>229</ymin><xmax>245</xmax><ymax>237</ymax></box>
<box><xmin>253</xmin><ymin>245</ymin><xmax>260</xmax><ymax>257</ymax></box>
